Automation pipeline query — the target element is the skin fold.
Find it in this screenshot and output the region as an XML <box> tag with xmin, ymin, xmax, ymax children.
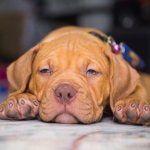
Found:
<box><xmin>0</xmin><ymin>26</ymin><xmax>150</xmax><ymax>125</ymax></box>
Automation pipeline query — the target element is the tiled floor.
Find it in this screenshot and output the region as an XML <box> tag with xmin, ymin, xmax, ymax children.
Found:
<box><xmin>0</xmin><ymin>117</ymin><xmax>149</xmax><ymax>150</ymax></box>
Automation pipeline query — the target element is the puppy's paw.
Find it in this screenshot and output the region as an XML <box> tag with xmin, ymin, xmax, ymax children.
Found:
<box><xmin>0</xmin><ymin>93</ymin><xmax>39</xmax><ymax>120</ymax></box>
<box><xmin>113</xmin><ymin>99</ymin><xmax>150</xmax><ymax>126</ymax></box>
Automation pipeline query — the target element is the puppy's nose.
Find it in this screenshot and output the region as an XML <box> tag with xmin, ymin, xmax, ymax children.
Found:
<box><xmin>55</xmin><ymin>84</ymin><xmax>77</xmax><ymax>103</ymax></box>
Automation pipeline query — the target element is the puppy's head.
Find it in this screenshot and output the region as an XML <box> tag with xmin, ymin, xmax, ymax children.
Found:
<box><xmin>7</xmin><ymin>27</ymin><xmax>139</xmax><ymax>124</ymax></box>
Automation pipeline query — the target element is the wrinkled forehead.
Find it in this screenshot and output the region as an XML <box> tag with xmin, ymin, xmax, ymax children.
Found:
<box><xmin>38</xmin><ymin>33</ymin><xmax>106</xmax><ymax>57</ymax></box>
<box><xmin>33</xmin><ymin>33</ymin><xmax>109</xmax><ymax>71</ymax></box>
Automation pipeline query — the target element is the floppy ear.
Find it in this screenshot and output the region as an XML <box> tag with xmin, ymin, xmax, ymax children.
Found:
<box><xmin>105</xmin><ymin>48</ymin><xmax>140</xmax><ymax>109</ymax></box>
<box><xmin>7</xmin><ymin>45</ymin><xmax>39</xmax><ymax>96</ymax></box>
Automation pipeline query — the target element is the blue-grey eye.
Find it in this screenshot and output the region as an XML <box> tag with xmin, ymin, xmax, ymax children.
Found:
<box><xmin>86</xmin><ymin>69</ymin><xmax>98</xmax><ymax>77</ymax></box>
<box><xmin>39</xmin><ymin>68</ymin><xmax>52</xmax><ymax>75</ymax></box>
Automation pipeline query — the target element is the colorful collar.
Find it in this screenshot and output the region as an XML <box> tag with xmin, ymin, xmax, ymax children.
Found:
<box><xmin>89</xmin><ymin>31</ymin><xmax>145</xmax><ymax>69</ymax></box>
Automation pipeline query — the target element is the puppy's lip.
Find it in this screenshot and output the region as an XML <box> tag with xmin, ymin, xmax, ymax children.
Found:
<box><xmin>54</xmin><ymin>112</ymin><xmax>79</xmax><ymax>124</ymax></box>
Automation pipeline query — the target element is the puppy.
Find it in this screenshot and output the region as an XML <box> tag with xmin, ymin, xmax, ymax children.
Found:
<box><xmin>0</xmin><ymin>26</ymin><xmax>150</xmax><ymax>125</ymax></box>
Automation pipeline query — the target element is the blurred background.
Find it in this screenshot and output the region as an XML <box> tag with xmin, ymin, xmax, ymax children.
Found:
<box><xmin>0</xmin><ymin>0</ymin><xmax>150</xmax><ymax>101</ymax></box>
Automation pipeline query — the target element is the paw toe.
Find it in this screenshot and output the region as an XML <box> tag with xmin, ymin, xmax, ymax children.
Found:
<box><xmin>126</xmin><ymin>103</ymin><xmax>139</xmax><ymax>123</ymax></box>
<box><xmin>6</xmin><ymin>100</ymin><xmax>20</xmax><ymax>119</ymax></box>
<box><xmin>18</xmin><ymin>104</ymin><xmax>32</xmax><ymax>119</ymax></box>
<box><xmin>138</xmin><ymin>105</ymin><xmax>150</xmax><ymax>125</ymax></box>
<box><xmin>18</xmin><ymin>96</ymin><xmax>39</xmax><ymax>119</ymax></box>
<box><xmin>0</xmin><ymin>104</ymin><xmax>8</xmax><ymax>119</ymax></box>
<box><xmin>17</xmin><ymin>98</ymin><xmax>37</xmax><ymax>119</ymax></box>
<box><xmin>114</xmin><ymin>105</ymin><xmax>126</xmax><ymax>123</ymax></box>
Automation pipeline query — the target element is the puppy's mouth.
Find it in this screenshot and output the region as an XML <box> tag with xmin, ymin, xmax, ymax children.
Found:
<box><xmin>54</xmin><ymin>112</ymin><xmax>79</xmax><ymax>124</ymax></box>
<box><xmin>40</xmin><ymin>83</ymin><xmax>96</xmax><ymax>124</ymax></box>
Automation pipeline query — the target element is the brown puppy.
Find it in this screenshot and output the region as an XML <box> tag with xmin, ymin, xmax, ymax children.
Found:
<box><xmin>0</xmin><ymin>26</ymin><xmax>150</xmax><ymax>125</ymax></box>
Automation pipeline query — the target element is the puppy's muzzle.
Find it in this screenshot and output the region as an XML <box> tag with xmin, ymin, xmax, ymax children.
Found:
<box><xmin>54</xmin><ymin>84</ymin><xmax>77</xmax><ymax>104</ymax></box>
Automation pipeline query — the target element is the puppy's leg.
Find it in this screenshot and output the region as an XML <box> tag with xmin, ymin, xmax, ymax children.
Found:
<box><xmin>0</xmin><ymin>93</ymin><xmax>39</xmax><ymax>120</ymax></box>
<box><xmin>112</xmin><ymin>84</ymin><xmax>150</xmax><ymax>126</ymax></box>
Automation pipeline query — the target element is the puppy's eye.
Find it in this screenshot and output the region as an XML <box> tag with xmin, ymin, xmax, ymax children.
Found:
<box><xmin>86</xmin><ymin>69</ymin><xmax>99</xmax><ymax>77</ymax></box>
<box><xmin>39</xmin><ymin>68</ymin><xmax>52</xmax><ymax>75</ymax></box>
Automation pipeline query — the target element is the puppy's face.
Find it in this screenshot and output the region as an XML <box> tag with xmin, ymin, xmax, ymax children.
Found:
<box><xmin>29</xmin><ymin>34</ymin><xmax>110</xmax><ymax>124</ymax></box>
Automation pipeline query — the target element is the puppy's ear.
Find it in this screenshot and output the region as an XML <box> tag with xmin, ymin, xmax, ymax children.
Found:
<box><xmin>7</xmin><ymin>45</ymin><xmax>39</xmax><ymax>96</ymax></box>
<box><xmin>105</xmin><ymin>48</ymin><xmax>140</xmax><ymax>109</ymax></box>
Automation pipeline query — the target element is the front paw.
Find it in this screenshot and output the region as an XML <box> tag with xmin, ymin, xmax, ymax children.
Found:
<box><xmin>0</xmin><ymin>93</ymin><xmax>39</xmax><ymax>120</ymax></box>
<box><xmin>113</xmin><ymin>100</ymin><xmax>150</xmax><ymax>126</ymax></box>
